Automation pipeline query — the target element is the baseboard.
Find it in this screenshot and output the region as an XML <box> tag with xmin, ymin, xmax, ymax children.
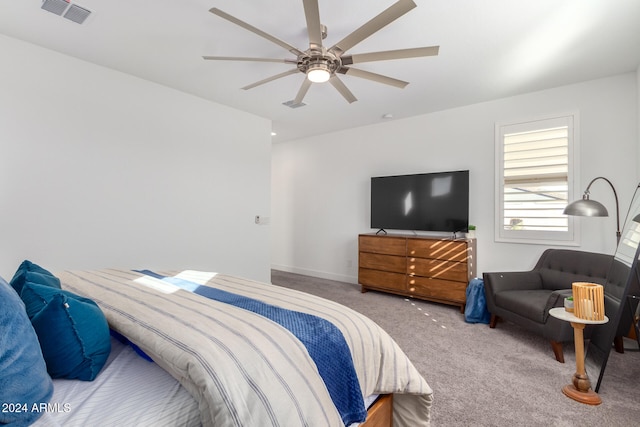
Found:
<box><xmin>271</xmin><ymin>264</ymin><xmax>358</xmax><ymax>284</ymax></box>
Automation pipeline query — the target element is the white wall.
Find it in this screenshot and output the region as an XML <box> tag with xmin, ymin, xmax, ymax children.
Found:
<box><xmin>272</xmin><ymin>73</ymin><xmax>638</xmax><ymax>282</ymax></box>
<box><xmin>0</xmin><ymin>35</ymin><xmax>272</xmax><ymax>282</ymax></box>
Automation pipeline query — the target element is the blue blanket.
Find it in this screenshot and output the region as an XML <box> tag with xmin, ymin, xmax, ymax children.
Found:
<box><xmin>135</xmin><ymin>270</ymin><xmax>366</xmax><ymax>425</ymax></box>
<box><xmin>464</xmin><ymin>278</ymin><xmax>491</xmax><ymax>324</ymax></box>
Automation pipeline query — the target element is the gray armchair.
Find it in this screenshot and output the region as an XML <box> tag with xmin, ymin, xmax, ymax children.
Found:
<box><xmin>483</xmin><ymin>249</ymin><xmax>613</xmax><ymax>363</ymax></box>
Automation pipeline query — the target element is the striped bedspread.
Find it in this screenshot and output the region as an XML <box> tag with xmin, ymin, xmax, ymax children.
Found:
<box><xmin>57</xmin><ymin>269</ymin><xmax>433</xmax><ymax>427</ymax></box>
<box><xmin>135</xmin><ymin>269</ymin><xmax>367</xmax><ymax>425</ymax></box>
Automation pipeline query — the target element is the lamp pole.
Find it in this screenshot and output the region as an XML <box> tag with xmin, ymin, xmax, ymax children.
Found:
<box><xmin>583</xmin><ymin>177</ymin><xmax>621</xmax><ymax>245</ymax></box>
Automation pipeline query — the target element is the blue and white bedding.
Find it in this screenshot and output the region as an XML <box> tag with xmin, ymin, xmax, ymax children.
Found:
<box><xmin>55</xmin><ymin>269</ymin><xmax>433</xmax><ymax>426</ymax></box>
<box><xmin>135</xmin><ymin>269</ymin><xmax>366</xmax><ymax>425</ymax></box>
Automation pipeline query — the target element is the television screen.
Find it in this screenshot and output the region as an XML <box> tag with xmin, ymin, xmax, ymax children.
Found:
<box><xmin>370</xmin><ymin>170</ymin><xmax>469</xmax><ymax>233</ymax></box>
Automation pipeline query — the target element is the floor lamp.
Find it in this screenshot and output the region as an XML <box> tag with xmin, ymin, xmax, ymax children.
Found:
<box><xmin>563</xmin><ymin>176</ymin><xmax>621</xmax><ymax>245</ymax></box>
<box><xmin>559</xmin><ymin>176</ymin><xmax>621</xmax><ymax>405</ymax></box>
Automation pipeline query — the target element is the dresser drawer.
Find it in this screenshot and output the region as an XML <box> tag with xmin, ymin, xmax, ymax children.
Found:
<box><xmin>359</xmin><ymin>235</ymin><xmax>406</xmax><ymax>256</ymax></box>
<box><xmin>360</xmin><ymin>252</ymin><xmax>406</xmax><ymax>274</ymax></box>
<box><xmin>407</xmin><ymin>276</ymin><xmax>467</xmax><ymax>303</ymax></box>
<box><xmin>407</xmin><ymin>239</ymin><xmax>470</xmax><ymax>262</ymax></box>
<box><xmin>407</xmin><ymin>258</ymin><xmax>469</xmax><ymax>282</ymax></box>
<box><xmin>359</xmin><ymin>268</ymin><xmax>406</xmax><ymax>292</ymax></box>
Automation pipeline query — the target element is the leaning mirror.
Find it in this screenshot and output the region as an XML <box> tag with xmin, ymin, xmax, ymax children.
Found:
<box><xmin>585</xmin><ymin>183</ymin><xmax>640</xmax><ymax>392</ymax></box>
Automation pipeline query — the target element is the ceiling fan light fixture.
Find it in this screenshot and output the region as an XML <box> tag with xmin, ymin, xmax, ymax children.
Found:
<box><xmin>307</xmin><ymin>64</ymin><xmax>331</xmax><ymax>83</ymax></box>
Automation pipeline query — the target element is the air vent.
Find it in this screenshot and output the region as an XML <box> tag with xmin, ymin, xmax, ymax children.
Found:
<box><xmin>63</xmin><ymin>4</ymin><xmax>91</xmax><ymax>24</ymax></box>
<box><xmin>41</xmin><ymin>0</ymin><xmax>91</xmax><ymax>24</ymax></box>
<box><xmin>41</xmin><ymin>0</ymin><xmax>70</xmax><ymax>16</ymax></box>
<box><xmin>282</xmin><ymin>100</ymin><xmax>307</xmax><ymax>109</ymax></box>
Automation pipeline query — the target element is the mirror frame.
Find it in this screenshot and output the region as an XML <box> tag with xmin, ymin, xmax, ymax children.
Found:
<box><xmin>585</xmin><ymin>183</ymin><xmax>640</xmax><ymax>392</ymax></box>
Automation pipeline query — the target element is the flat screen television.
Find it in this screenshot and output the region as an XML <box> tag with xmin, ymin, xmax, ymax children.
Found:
<box><xmin>370</xmin><ymin>170</ymin><xmax>469</xmax><ymax>233</ymax></box>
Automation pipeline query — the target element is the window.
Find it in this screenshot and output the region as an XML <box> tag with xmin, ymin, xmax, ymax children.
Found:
<box><xmin>495</xmin><ymin>113</ymin><xmax>579</xmax><ymax>244</ymax></box>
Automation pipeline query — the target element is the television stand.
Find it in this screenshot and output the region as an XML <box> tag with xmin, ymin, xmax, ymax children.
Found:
<box><xmin>375</xmin><ymin>229</ymin><xmax>388</xmax><ymax>235</ymax></box>
<box><xmin>358</xmin><ymin>233</ymin><xmax>476</xmax><ymax>312</ymax></box>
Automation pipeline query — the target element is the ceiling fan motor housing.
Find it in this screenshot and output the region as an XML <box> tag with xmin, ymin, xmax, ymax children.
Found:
<box><xmin>297</xmin><ymin>48</ymin><xmax>340</xmax><ymax>77</ymax></box>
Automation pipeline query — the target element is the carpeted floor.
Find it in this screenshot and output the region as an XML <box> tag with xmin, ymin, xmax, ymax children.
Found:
<box><xmin>270</xmin><ymin>270</ymin><xmax>640</xmax><ymax>427</ymax></box>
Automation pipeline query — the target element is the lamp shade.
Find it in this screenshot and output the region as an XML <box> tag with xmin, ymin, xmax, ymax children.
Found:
<box><xmin>563</xmin><ymin>198</ymin><xmax>609</xmax><ymax>217</ymax></box>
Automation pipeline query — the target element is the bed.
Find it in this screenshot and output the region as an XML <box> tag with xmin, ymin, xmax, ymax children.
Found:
<box><xmin>1</xmin><ymin>264</ymin><xmax>433</xmax><ymax>426</ymax></box>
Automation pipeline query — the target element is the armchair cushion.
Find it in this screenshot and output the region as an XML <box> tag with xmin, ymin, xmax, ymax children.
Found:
<box><xmin>495</xmin><ymin>290</ymin><xmax>553</xmax><ymax>324</ymax></box>
<box><xmin>537</xmin><ymin>249</ymin><xmax>612</xmax><ymax>290</ymax></box>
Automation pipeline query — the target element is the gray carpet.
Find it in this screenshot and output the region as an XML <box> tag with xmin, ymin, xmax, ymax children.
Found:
<box><xmin>270</xmin><ymin>270</ymin><xmax>640</xmax><ymax>427</ymax></box>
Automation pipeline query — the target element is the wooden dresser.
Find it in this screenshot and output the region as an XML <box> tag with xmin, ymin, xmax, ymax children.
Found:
<box><xmin>358</xmin><ymin>233</ymin><xmax>476</xmax><ymax>311</ymax></box>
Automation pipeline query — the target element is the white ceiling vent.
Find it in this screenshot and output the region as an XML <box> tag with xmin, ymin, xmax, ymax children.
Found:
<box><xmin>63</xmin><ymin>4</ymin><xmax>91</xmax><ymax>24</ymax></box>
<box><xmin>41</xmin><ymin>0</ymin><xmax>91</xmax><ymax>24</ymax></box>
<box><xmin>41</xmin><ymin>0</ymin><xmax>70</xmax><ymax>16</ymax></box>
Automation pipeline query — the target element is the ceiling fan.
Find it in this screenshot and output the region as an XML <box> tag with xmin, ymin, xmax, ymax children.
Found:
<box><xmin>203</xmin><ymin>0</ymin><xmax>439</xmax><ymax>106</ymax></box>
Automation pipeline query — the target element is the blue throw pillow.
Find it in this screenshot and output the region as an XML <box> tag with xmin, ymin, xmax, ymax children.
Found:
<box><xmin>10</xmin><ymin>260</ymin><xmax>61</xmax><ymax>295</ymax></box>
<box><xmin>13</xmin><ymin>260</ymin><xmax>52</xmax><ymax>276</ymax></box>
<box><xmin>21</xmin><ymin>281</ymin><xmax>96</xmax><ymax>320</ymax></box>
<box><xmin>0</xmin><ymin>277</ymin><xmax>53</xmax><ymax>426</ymax></box>
<box><xmin>21</xmin><ymin>282</ymin><xmax>111</xmax><ymax>381</ymax></box>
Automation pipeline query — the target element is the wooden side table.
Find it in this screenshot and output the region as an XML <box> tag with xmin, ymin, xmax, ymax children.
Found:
<box><xmin>548</xmin><ymin>307</ymin><xmax>609</xmax><ymax>405</ymax></box>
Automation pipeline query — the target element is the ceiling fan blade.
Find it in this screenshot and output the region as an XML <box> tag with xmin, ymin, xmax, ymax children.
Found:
<box><xmin>293</xmin><ymin>79</ymin><xmax>313</xmax><ymax>105</ymax></box>
<box><xmin>209</xmin><ymin>8</ymin><xmax>305</xmax><ymax>56</ymax></box>
<box><xmin>342</xmin><ymin>46</ymin><xmax>439</xmax><ymax>65</ymax></box>
<box><xmin>339</xmin><ymin>67</ymin><xmax>409</xmax><ymax>88</ymax></box>
<box><xmin>302</xmin><ymin>0</ymin><xmax>323</xmax><ymax>49</ymax></box>
<box><xmin>242</xmin><ymin>69</ymin><xmax>300</xmax><ymax>90</ymax></box>
<box><xmin>329</xmin><ymin>0</ymin><xmax>416</xmax><ymax>55</ymax></box>
<box><xmin>203</xmin><ymin>56</ymin><xmax>298</xmax><ymax>64</ymax></box>
<box><xmin>329</xmin><ymin>76</ymin><xmax>357</xmax><ymax>104</ymax></box>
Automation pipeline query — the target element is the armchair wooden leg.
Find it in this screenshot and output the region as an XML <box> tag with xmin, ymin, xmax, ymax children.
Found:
<box><xmin>614</xmin><ymin>335</ymin><xmax>624</xmax><ymax>353</ymax></box>
<box><xmin>551</xmin><ymin>340</ymin><xmax>565</xmax><ymax>363</ymax></box>
<box><xmin>489</xmin><ymin>314</ymin><xmax>499</xmax><ymax>328</ymax></box>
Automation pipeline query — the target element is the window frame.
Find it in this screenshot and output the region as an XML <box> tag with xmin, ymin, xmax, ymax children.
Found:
<box><xmin>494</xmin><ymin>112</ymin><xmax>580</xmax><ymax>245</ymax></box>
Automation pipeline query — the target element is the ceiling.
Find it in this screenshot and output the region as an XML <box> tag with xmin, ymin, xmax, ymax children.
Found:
<box><xmin>1</xmin><ymin>1</ymin><xmax>639</xmax><ymax>142</ymax></box>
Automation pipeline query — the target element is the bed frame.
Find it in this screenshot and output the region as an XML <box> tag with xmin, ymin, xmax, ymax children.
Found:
<box><xmin>361</xmin><ymin>394</ymin><xmax>393</xmax><ymax>427</ymax></box>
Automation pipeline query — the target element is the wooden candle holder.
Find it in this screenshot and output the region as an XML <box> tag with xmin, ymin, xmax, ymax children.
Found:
<box><xmin>572</xmin><ymin>282</ymin><xmax>605</xmax><ymax>321</ymax></box>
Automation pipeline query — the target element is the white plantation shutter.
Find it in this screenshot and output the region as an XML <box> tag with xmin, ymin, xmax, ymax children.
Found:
<box><xmin>496</xmin><ymin>114</ymin><xmax>578</xmax><ymax>244</ymax></box>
